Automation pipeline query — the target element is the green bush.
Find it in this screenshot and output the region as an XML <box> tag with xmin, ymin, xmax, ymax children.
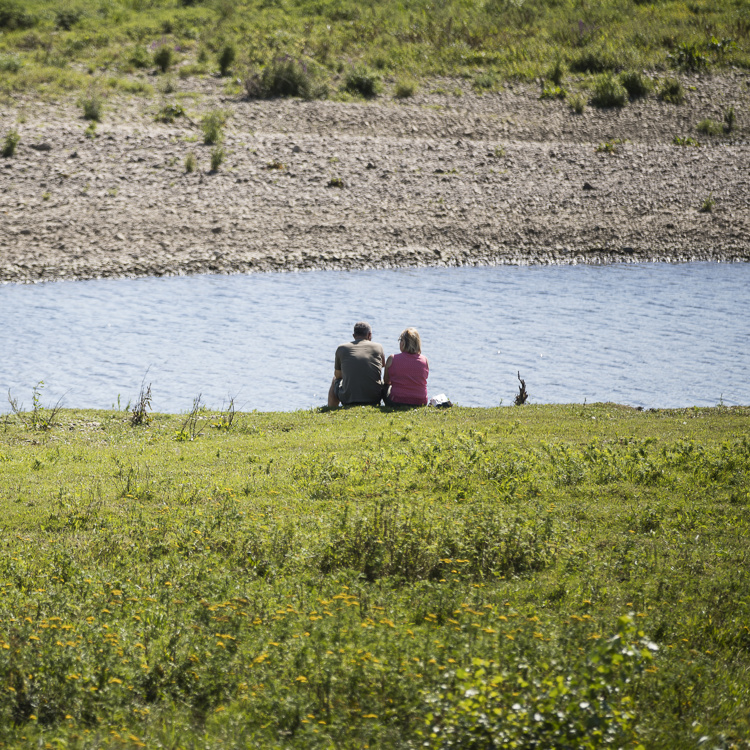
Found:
<box><xmin>344</xmin><ymin>66</ymin><xmax>380</xmax><ymax>98</ymax></box>
<box><xmin>0</xmin><ymin>0</ymin><xmax>37</xmax><ymax>30</ymax></box>
<box><xmin>0</xmin><ymin>54</ymin><xmax>22</xmax><ymax>73</ymax></box>
<box><xmin>659</xmin><ymin>77</ymin><xmax>685</xmax><ymax>104</ymax></box>
<box><xmin>128</xmin><ymin>45</ymin><xmax>151</xmax><ymax>69</ymax></box>
<box><xmin>153</xmin><ymin>45</ymin><xmax>174</xmax><ymax>73</ymax></box>
<box><xmin>244</xmin><ymin>57</ymin><xmax>314</xmax><ymax>99</ymax></box>
<box><xmin>54</xmin><ymin>6</ymin><xmax>85</xmax><ymax>31</ymax></box>
<box><xmin>2</xmin><ymin>129</ymin><xmax>20</xmax><ymax>158</ymax></box>
<box><xmin>218</xmin><ymin>43</ymin><xmax>236</xmax><ymax>76</ymax></box>
<box><xmin>591</xmin><ymin>74</ymin><xmax>627</xmax><ymax>108</ymax></box>
<box><xmin>620</xmin><ymin>70</ymin><xmax>652</xmax><ymax>99</ymax></box>
<box><xmin>673</xmin><ymin>41</ymin><xmax>709</xmax><ymax>70</ymax></box>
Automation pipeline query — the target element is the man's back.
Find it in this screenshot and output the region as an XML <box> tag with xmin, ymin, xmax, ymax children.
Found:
<box><xmin>335</xmin><ymin>339</ymin><xmax>385</xmax><ymax>405</ymax></box>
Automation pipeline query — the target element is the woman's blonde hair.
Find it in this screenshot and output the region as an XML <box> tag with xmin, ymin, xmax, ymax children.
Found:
<box><xmin>399</xmin><ymin>327</ymin><xmax>421</xmax><ymax>355</ymax></box>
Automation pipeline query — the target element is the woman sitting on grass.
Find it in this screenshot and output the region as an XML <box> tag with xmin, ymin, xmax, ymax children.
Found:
<box><xmin>384</xmin><ymin>327</ymin><xmax>429</xmax><ymax>407</ymax></box>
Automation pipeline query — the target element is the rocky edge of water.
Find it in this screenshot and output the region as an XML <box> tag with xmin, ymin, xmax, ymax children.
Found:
<box><xmin>1</xmin><ymin>71</ymin><xmax>749</xmax><ymax>283</ymax></box>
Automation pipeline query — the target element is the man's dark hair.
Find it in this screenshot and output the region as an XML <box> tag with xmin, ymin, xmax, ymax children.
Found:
<box><xmin>353</xmin><ymin>321</ymin><xmax>372</xmax><ymax>338</ymax></box>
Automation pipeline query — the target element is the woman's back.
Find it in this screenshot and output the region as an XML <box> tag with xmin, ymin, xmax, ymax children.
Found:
<box><xmin>388</xmin><ymin>352</ymin><xmax>429</xmax><ymax>405</ymax></box>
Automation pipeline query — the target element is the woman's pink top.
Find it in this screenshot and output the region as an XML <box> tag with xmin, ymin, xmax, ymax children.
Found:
<box><xmin>389</xmin><ymin>352</ymin><xmax>429</xmax><ymax>405</ymax></box>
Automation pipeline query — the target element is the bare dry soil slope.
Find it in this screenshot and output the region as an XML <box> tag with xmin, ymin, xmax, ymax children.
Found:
<box><xmin>1</xmin><ymin>71</ymin><xmax>748</xmax><ymax>282</ymax></box>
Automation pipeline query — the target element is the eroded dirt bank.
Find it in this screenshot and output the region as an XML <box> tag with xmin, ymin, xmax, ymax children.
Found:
<box><xmin>1</xmin><ymin>72</ymin><xmax>749</xmax><ymax>283</ymax></box>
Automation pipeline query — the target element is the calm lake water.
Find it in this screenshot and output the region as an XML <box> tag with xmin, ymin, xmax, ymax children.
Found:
<box><xmin>1</xmin><ymin>263</ymin><xmax>748</xmax><ymax>413</ymax></box>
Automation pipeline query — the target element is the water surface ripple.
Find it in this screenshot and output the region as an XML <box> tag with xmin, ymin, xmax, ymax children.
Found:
<box><xmin>1</xmin><ymin>263</ymin><xmax>748</xmax><ymax>413</ymax></box>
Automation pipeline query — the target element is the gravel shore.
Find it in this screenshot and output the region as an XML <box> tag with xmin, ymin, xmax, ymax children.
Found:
<box><xmin>1</xmin><ymin>71</ymin><xmax>748</xmax><ymax>283</ymax></box>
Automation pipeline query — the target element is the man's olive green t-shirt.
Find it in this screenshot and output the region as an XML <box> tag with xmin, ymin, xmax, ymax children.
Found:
<box><xmin>335</xmin><ymin>339</ymin><xmax>385</xmax><ymax>405</ymax></box>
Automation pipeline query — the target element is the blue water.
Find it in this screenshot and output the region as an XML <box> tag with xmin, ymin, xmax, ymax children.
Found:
<box><xmin>1</xmin><ymin>263</ymin><xmax>748</xmax><ymax>413</ymax></box>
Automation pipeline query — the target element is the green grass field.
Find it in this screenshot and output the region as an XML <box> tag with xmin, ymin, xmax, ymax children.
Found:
<box><xmin>1</xmin><ymin>402</ymin><xmax>749</xmax><ymax>748</ymax></box>
<box><xmin>0</xmin><ymin>0</ymin><xmax>748</xmax><ymax>99</ymax></box>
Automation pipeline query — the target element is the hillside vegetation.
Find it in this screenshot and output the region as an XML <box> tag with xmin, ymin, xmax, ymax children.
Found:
<box><xmin>1</xmin><ymin>403</ymin><xmax>749</xmax><ymax>747</ymax></box>
<box><xmin>0</xmin><ymin>0</ymin><xmax>748</xmax><ymax>98</ymax></box>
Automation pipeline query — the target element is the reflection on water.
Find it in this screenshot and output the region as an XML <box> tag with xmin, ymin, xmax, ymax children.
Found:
<box><xmin>1</xmin><ymin>263</ymin><xmax>748</xmax><ymax>413</ymax></box>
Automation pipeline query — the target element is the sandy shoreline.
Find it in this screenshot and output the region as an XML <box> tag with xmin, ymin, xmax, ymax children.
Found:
<box><xmin>1</xmin><ymin>71</ymin><xmax>749</xmax><ymax>283</ymax></box>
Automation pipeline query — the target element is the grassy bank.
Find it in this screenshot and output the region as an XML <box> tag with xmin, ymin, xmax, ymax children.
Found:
<box><xmin>0</xmin><ymin>0</ymin><xmax>748</xmax><ymax>100</ymax></box>
<box><xmin>1</xmin><ymin>403</ymin><xmax>749</xmax><ymax>748</ymax></box>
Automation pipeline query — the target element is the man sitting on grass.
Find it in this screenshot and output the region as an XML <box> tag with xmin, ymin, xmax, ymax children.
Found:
<box><xmin>328</xmin><ymin>321</ymin><xmax>385</xmax><ymax>407</ymax></box>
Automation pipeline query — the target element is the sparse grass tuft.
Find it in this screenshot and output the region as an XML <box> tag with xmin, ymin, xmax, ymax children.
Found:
<box><xmin>570</xmin><ymin>46</ymin><xmax>620</xmax><ymax>74</ymax></box>
<box><xmin>697</xmin><ymin>118</ymin><xmax>723</xmax><ymax>136</ymax></box>
<box><xmin>1</xmin><ymin>128</ymin><xmax>20</xmax><ymax>157</ymax></box>
<box><xmin>673</xmin><ymin>135</ymin><xmax>701</xmax><ymax>147</ymax></box>
<box><xmin>218</xmin><ymin>43</ymin><xmax>236</xmax><ymax>77</ymax></box>
<box><xmin>153</xmin><ymin>45</ymin><xmax>174</xmax><ymax>74</ymax></box>
<box><xmin>591</xmin><ymin>74</ymin><xmax>627</xmax><ymax>108</ymax></box>
<box><xmin>210</xmin><ymin>145</ymin><xmax>225</xmax><ymax>171</ymax></box>
<box><xmin>155</xmin><ymin>103</ymin><xmax>186</xmax><ymax>123</ymax></box>
<box><xmin>568</xmin><ymin>92</ymin><xmax>586</xmax><ymax>114</ymax></box>
<box><xmin>7</xmin><ymin>381</ymin><xmax>63</xmax><ymax>430</ymax></box>
<box><xmin>344</xmin><ymin>66</ymin><xmax>380</xmax><ymax>98</ymax></box>
<box><xmin>130</xmin><ymin>381</ymin><xmax>152</xmax><ymax>426</ymax></box>
<box><xmin>596</xmin><ymin>138</ymin><xmax>627</xmax><ymax>154</ymax></box>
<box><xmin>79</xmin><ymin>91</ymin><xmax>103</xmax><ymax>121</ymax></box>
<box><xmin>184</xmin><ymin>152</ymin><xmax>197</xmax><ymax>173</ymax></box>
<box><xmin>723</xmin><ymin>106</ymin><xmax>736</xmax><ymax>133</ymax></box>
<box><xmin>540</xmin><ymin>82</ymin><xmax>566</xmax><ymax>100</ymax></box>
<box><xmin>201</xmin><ymin>109</ymin><xmax>228</xmax><ymax>144</ymax></box>
<box><xmin>244</xmin><ymin>57</ymin><xmax>316</xmax><ymax>100</ymax></box>
<box><xmin>548</xmin><ymin>56</ymin><xmax>567</xmax><ymax>87</ymax></box>
<box><xmin>659</xmin><ymin>77</ymin><xmax>685</xmax><ymax>105</ymax></box>
<box><xmin>700</xmin><ymin>191</ymin><xmax>716</xmax><ymax>212</ymax></box>
<box><xmin>620</xmin><ymin>70</ymin><xmax>652</xmax><ymax>99</ymax></box>
<box><xmin>394</xmin><ymin>78</ymin><xmax>417</xmax><ymax>98</ymax></box>
<box><xmin>471</xmin><ymin>71</ymin><xmax>499</xmax><ymax>92</ymax></box>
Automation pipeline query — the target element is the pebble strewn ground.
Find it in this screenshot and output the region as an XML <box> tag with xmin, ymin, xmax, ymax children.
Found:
<box><xmin>1</xmin><ymin>72</ymin><xmax>748</xmax><ymax>283</ymax></box>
